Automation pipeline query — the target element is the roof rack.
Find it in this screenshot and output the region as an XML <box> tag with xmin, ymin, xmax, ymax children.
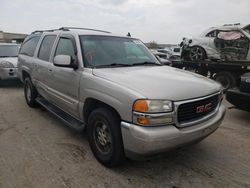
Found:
<box><xmin>31</xmin><ymin>27</ymin><xmax>111</xmax><ymax>34</ymax></box>
<box><xmin>31</xmin><ymin>28</ymin><xmax>68</xmax><ymax>34</ymax></box>
<box><xmin>59</xmin><ymin>27</ymin><xmax>111</xmax><ymax>33</ymax></box>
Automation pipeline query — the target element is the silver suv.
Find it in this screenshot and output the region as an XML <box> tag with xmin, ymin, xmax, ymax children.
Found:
<box><xmin>18</xmin><ymin>27</ymin><xmax>226</xmax><ymax>167</ymax></box>
<box><xmin>0</xmin><ymin>43</ymin><xmax>20</xmax><ymax>82</ymax></box>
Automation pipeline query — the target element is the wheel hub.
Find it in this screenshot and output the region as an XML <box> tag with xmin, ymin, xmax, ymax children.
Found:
<box><xmin>97</xmin><ymin>125</ymin><xmax>109</xmax><ymax>146</ymax></box>
<box><xmin>94</xmin><ymin>122</ymin><xmax>111</xmax><ymax>153</ymax></box>
<box><xmin>190</xmin><ymin>47</ymin><xmax>204</xmax><ymax>61</ymax></box>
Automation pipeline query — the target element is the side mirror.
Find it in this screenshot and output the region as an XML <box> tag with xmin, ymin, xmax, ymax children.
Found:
<box><xmin>54</xmin><ymin>55</ymin><xmax>77</xmax><ymax>69</ymax></box>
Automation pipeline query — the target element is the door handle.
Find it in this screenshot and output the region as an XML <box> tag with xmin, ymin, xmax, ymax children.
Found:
<box><xmin>48</xmin><ymin>69</ymin><xmax>52</xmax><ymax>72</ymax></box>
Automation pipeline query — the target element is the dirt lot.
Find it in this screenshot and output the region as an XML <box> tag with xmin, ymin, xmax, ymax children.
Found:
<box><xmin>0</xmin><ymin>81</ymin><xmax>250</xmax><ymax>188</ymax></box>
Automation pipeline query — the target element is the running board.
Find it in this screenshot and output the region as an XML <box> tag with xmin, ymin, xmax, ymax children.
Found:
<box><xmin>36</xmin><ymin>97</ymin><xmax>85</xmax><ymax>131</ymax></box>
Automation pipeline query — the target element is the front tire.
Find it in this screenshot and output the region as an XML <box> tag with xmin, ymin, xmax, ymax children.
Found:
<box><xmin>87</xmin><ymin>108</ymin><xmax>125</xmax><ymax>167</ymax></box>
<box><xmin>24</xmin><ymin>77</ymin><xmax>38</xmax><ymax>107</ymax></box>
<box><xmin>189</xmin><ymin>46</ymin><xmax>206</xmax><ymax>61</ymax></box>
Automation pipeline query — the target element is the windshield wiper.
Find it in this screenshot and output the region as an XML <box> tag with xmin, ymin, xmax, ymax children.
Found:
<box><xmin>95</xmin><ymin>63</ymin><xmax>132</xmax><ymax>68</ymax></box>
<box><xmin>132</xmin><ymin>61</ymin><xmax>161</xmax><ymax>66</ymax></box>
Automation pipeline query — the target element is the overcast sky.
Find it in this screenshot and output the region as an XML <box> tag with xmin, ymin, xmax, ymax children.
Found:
<box><xmin>0</xmin><ymin>0</ymin><xmax>249</xmax><ymax>44</ymax></box>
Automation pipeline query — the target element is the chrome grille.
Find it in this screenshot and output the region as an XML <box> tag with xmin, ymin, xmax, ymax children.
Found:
<box><xmin>177</xmin><ymin>94</ymin><xmax>219</xmax><ymax>124</ymax></box>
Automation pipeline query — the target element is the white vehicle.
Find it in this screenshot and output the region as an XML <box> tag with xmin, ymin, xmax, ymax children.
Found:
<box><xmin>150</xmin><ymin>49</ymin><xmax>171</xmax><ymax>65</ymax></box>
<box><xmin>0</xmin><ymin>43</ymin><xmax>19</xmax><ymax>81</ymax></box>
<box><xmin>161</xmin><ymin>46</ymin><xmax>181</xmax><ymax>60</ymax></box>
<box><xmin>181</xmin><ymin>23</ymin><xmax>250</xmax><ymax>61</ymax></box>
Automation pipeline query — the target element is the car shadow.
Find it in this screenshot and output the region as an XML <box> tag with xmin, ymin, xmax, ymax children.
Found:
<box><xmin>0</xmin><ymin>80</ymin><xmax>23</xmax><ymax>88</ymax></box>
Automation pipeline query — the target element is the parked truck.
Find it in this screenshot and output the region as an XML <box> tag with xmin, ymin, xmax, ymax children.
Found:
<box><xmin>226</xmin><ymin>72</ymin><xmax>250</xmax><ymax>111</ymax></box>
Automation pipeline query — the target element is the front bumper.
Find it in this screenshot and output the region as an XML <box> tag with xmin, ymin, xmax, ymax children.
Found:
<box><xmin>121</xmin><ymin>104</ymin><xmax>226</xmax><ymax>159</ymax></box>
<box><xmin>0</xmin><ymin>68</ymin><xmax>18</xmax><ymax>80</ymax></box>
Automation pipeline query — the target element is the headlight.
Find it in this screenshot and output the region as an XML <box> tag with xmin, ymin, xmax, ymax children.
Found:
<box><xmin>133</xmin><ymin>99</ymin><xmax>173</xmax><ymax>126</ymax></box>
<box><xmin>0</xmin><ymin>61</ymin><xmax>14</xmax><ymax>68</ymax></box>
<box><xmin>133</xmin><ymin>99</ymin><xmax>172</xmax><ymax>113</ymax></box>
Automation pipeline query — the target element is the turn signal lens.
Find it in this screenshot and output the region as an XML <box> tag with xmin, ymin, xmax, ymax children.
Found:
<box><xmin>133</xmin><ymin>100</ymin><xmax>149</xmax><ymax>113</ymax></box>
<box><xmin>137</xmin><ymin>116</ymin><xmax>150</xmax><ymax>125</ymax></box>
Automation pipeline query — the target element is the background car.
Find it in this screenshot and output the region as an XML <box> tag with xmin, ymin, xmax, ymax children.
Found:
<box><xmin>0</xmin><ymin>43</ymin><xmax>20</xmax><ymax>82</ymax></box>
<box><xmin>158</xmin><ymin>47</ymin><xmax>181</xmax><ymax>61</ymax></box>
<box><xmin>181</xmin><ymin>23</ymin><xmax>250</xmax><ymax>61</ymax></box>
<box><xmin>150</xmin><ymin>49</ymin><xmax>171</xmax><ymax>65</ymax></box>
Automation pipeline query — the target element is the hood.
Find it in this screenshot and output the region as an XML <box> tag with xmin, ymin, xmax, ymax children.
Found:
<box><xmin>92</xmin><ymin>66</ymin><xmax>221</xmax><ymax>101</ymax></box>
<box><xmin>0</xmin><ymin>57</ymin><xmax>18</xmax><ymax>67</ymax></box>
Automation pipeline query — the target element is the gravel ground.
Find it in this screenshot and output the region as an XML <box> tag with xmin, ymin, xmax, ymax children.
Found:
<box><xmin>0</xmin><ymin>80</ymin><xmax>249</xmax><ymax>188</ymax></box>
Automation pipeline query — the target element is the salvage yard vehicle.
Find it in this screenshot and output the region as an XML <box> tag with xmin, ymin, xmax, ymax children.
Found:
<box><xmin>173</xmin><ymin>24</ymin><xmax>250</xmax><ymax>90</ymax></box>
<box><xmin>0</xmin><ymin>43</ymin><xmax>20</xmax><ymax>82</ymax></box>
<box><xmin>150</xmin><ymin>49</ymin><xmax>171</xmax><ymax>65</ymax></box>
<box><xmin>18</xmin><ymin>27</ymin><xmax>226</xmax><ymax>167</ymax></box>
<box><xmin>226</xmin><ymin>72</ymin><xmax>250</xmax><ymax>111</ymax></box>
<box><xmin>158</xmin><ymin>47</ymin><xmax>181</xmax><ymax>61</ymax></box>
<box><xmin>181</xmin><ymin>23</ymin><xmax>250</xmax><ymax>61</ymax></box>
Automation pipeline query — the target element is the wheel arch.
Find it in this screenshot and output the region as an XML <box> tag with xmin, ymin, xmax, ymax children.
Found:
<box><xmin>22</xmin><ymin>70</ymin><xmax>30</xmax><ymax>82</ymax></box>
<box><xmin>83</xmin><ymin>97</ymin><xmax>122</xmax><ymax>124</ymax></box>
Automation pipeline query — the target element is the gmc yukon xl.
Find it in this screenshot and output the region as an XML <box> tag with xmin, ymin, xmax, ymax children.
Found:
<box><xmin>18</xmin><ymin>27</ymin><xmax>226</xmax><ymax>167</ymax></box>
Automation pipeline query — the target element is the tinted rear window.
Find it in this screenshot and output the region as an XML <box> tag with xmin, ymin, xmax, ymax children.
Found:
<box><xmin>38</xmin><ymin>35</ymin><xmax>56</xmax><ymax>61</ymax></box>
<box><xmin>20</xmin><ymin>36</ymin><xmax>40</xmax><ymax>57</ymax></box>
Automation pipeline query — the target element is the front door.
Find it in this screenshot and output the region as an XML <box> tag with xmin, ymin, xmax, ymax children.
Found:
<box><xmin>47</xmin><ymin>35</ymin><xmax>81</xmax><ymax>118</ymax></box>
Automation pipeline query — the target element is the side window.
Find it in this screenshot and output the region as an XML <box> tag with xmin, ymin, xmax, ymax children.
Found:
<box><xmin>206</xmin><ymin>30</ymin><xmax>218</xmax><ymax>38</ymax></box>
<box><xmin>19</xmin><ymin>36</ymin><xmax>41</xmax><ymax>56</ymax></box>
<box><xmin>38</xmin><ymin>35</ymin><xmax>56</xmax><ymax>61</ymax></box>
<box><xmin>55</xmin><ymin>38</ymin><xmax>76</xmax><ymax>60</ymax></box>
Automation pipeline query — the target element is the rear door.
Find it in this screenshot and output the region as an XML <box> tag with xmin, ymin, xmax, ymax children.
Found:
<box><xmin>47</xmin><ymin>34</ymin><xmax>81</xmax><ymax>118</ymax></box>
<box><xmin>18</xmin><ymin>35</ymin><xmax>41</xmax><ymax>81</ymax></box>
<box><xmin>34</xmin><ymin>35</ymin><xmax>57</xmax><ymax>100</ymax></box>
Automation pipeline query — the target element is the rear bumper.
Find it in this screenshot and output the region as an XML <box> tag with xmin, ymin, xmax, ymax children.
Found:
<box><xmin>121</xmin><ymin>104</ymin><xmax>226</xmax><ymax>159</ymax></box>
<box><xmin>226</xmin><ymin>88</ymin><xmax>250</xmax><ymax>111</ymax></box>
<box><xmin>0</xmin><ymin>68</ymin><xmax>18</xmax><ymax>80</ymax></box>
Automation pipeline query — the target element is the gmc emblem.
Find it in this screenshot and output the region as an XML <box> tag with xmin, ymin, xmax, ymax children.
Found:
<box><xmin>196</xmin><ymin>103</ymin><xmax>212</xmax><ymax>113</ymax></box>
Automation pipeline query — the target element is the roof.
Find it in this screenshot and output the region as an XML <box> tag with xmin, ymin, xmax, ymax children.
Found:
<box><xmin>200</xmin><ymin>23</ymin><xmax>250</xmax><ymax>37</ymax></box>
<box><xmin>30</xmin><ymin>27</ymin><xmax>133</xmax><ymax>39</ymax></box>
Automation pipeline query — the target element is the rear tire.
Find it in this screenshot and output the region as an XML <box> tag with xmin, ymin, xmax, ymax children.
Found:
<box><xmin>213</xmin><ymin>72</ymin><xmax>236</xmax><ymax>90</ymax></box>
<box><xmin>24</xmin><ymin>77</ymin><xmax>38</xmax><ymax>107</ymax></box>
<box><xmin>87</xmin><ymin>108</ymin><xmax>125</xmax><ymax>167</ymax></box>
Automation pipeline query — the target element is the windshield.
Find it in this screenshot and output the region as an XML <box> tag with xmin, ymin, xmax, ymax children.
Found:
<box><xmin>0</xmin><ymin>45</ymin><xmax>19</xmax><ymax>57</ymax></box>
<box><xmin>80</xmin><ymin>35</ymin><xmax>158</xmax><ymax>68</ymax></box>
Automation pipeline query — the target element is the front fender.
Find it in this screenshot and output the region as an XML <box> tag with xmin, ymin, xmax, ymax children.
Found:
<box><xmin>79</xmin><ymin>71</ymin><xmax>145</xmax><ymax>122</ymax></box>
